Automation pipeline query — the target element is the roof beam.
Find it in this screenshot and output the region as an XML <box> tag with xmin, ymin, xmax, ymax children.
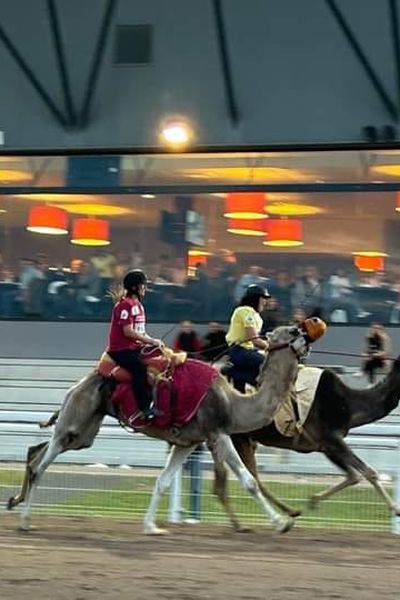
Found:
<box><xmin>211</xmin><ymin>0</ymin><xmax>240</xmax><ymax>126</ymax></box>
<box><xmin>79</xmin><ymin>0</ymin><xmax>118</xmax><ymax>127</ymax></box>
<box><xmin>46</xmin><ymin>0</ymin><xmax>77</xmax><ymax>127</ymax></box>
<box><xmin>0</xmin><ymin>22</ymin><xmax>68</xmax><ymax>127</ymax></box>
<box><xmin>325</xmin><ymin>0</ymin><xmax>398</xmax><ymax>121</ymax></box>
<box><xmin>389</xmin><ymin>0</ymin><xmax>400</xmax><ymax>113</ymax></box>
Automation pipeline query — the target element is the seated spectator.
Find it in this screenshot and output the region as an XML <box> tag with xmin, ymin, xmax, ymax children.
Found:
<box><xmin>173</xmin><ymin>320</ymin><xmax>203</xmax><ymax>354</ymax></box>
<box><xmin>362</xmin><ymin>322</ymin><xmax>391</xmax><ymax>384</ymax></box>
<box><xmin>234</xmin><ymin>266</ymin><xmax>269</xmax><ymax>303</ymax></box>
<box><xmin>202</xmin><ymin>321</ymin><xmax>228</xmax><ymax>362</ymax></box>
<box><xmin>290</xmin><ymin>307</ymin><xmax>307</xmax><ymax>325</ymax></box>
<box><xmin>261</xmin><ymin>297</ymin><xmax>284</xmax><ymax>334</ymax></box>
<box><xmin>292</xmin><ymin>266</ymin><xmax>323</xmax><ymax>318</ymax></box>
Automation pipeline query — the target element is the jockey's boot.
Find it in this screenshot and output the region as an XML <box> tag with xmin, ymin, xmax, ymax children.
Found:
<box><xmin>141</xmin><ymin>407</ymin><xmax>156</xmax><ymax>421</ymax></box>
<box><xmin>141</xmin><ymin>403</ymin><xmax>164</xmax><ymax>421</ymax></box>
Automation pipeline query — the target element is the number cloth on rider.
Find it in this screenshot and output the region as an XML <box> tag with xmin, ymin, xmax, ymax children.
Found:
<box><xmin>225</xmin><ymin>306</ymin><xmax>263</xmax><ymax>349</ymax></box>
<box><xmin>107</xmin><ymin>297</ymin><xmax>146</xmax><ymax>351</ymax></box>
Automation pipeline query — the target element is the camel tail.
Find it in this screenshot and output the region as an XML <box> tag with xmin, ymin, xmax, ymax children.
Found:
<box><xmin>38</xmin><ymin>410</ymin><xmax>60</xmax><ymax>429</ymax></box>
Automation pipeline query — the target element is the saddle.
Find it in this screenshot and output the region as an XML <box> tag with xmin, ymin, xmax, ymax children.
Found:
<box><xmin>97</xmin><ymin>346</ymin><xmax>187</xmax><ymax>386</ymax></box>
<box><xmin>273</xmin><ymin>366</ymin><xmax>323</xmax><ymax>437</ymax></box>
<box><xmin>97</xmin><ymin>348</ymin><xmax>218</xmax><ymax>430</ymax></box>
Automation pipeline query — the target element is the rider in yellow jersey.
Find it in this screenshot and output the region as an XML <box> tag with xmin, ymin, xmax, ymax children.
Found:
<box><xmin>225</xmin><ymin>284</ymin><xmax>271</xmax><ymax>391</ymax></box>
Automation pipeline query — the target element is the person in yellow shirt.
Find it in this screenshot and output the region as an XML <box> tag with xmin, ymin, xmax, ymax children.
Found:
<box><xmin>225</xmin><ymin>284</ymin><xmax>270</xmax><ymax>391</ymax></box>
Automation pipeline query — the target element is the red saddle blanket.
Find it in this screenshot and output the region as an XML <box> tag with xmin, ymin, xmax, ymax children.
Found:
<box><xmin>112</xmin><ymin>358</ymin><xmax>219</xmax><ymax>428</ymax></box>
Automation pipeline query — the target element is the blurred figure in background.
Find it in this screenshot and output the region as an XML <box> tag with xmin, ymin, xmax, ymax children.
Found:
<box><xmin>234</xmin><ymin>265</ymin><xmax>268</xmax><ymax>303</ymax></box>
<box><xmin>292</xmin><ymin>265</ymin><xmax>323</xmax><ymax>318</ymax></box>
<box><xmin>290</xmin><ymin>307</ymin><xmax>307</xmax><ymax>325</ymax></box>
<box><xmin>362</xmin><ymin>322</ymin><xmax>392</xmax><ymax>384</ymax></box>
<box><xmin>261</xmin><ymin>296</ymin><xmax>283</xmax><ymax>334</ymax></box>
<box><xmin>172</xmin><ymin>320</ymin><xmax>203</xmax><ymax>354</ymax></box>
<box><xmin>202</xmin><ymin>321</ymin><xmax>227</xmax><ymax>362</ymax></box>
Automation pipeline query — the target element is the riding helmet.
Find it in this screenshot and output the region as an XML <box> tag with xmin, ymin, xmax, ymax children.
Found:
<box><xmin>246</xmin><ymin>284</ymin><xmax>271</xmax><ymax>299</ymax></box>
<box><xmin>123</xmin><ymin>269</ymin><xmax>147</xmax><ymax>293</ymax></box>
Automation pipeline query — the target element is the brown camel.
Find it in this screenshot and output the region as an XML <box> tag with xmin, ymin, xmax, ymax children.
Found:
<box><xmin>213</xmin><ymin>357</ymin><xmax>400</xmax><ymax>531</ymax></box>
<box><xmin>7</xmin><ymin>321</ymin><xmax>317</xmax><ymax>535</ymax></box>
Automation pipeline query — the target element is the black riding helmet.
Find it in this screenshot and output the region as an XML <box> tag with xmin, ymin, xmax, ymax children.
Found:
<box><xmin>240</xmin><ymin>284</ymin><xmax>271</xmax><ymax>311</ymax></box>
<box><xmin>246</xmin><ymin>284</ymin><xmax>271</xmax><ymax>299</ymax></box>
<box><xmin>123</xmin><ymin>269</ymin><xmax>147</xmax><ymax>295</ymax></box>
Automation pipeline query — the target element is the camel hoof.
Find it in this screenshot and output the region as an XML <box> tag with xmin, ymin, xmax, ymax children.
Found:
<box><xmin>275</xmin><ymin>516</ymin><xmax>295</xmax><ymax>534</ymax></box>
<box><xmin>18</xmin><ymin>521</ymin><xmax>31</xmax><ymax>533</ymax></box>
<box><xmin>234</xmin><ymin>525</ymin><xmax>253</xmax><ymax>533</ymax></box>
<box><xmin>288</xmin><ymin>509</ymin><xmax>302</xmax><ymax>518</ymax></box>
<box><xmin>7</xmin><ymin>497</ymin><xmax>17</xmax><ymax>511</ymax></box>
<box><xmin>143</xmin><ymin>525</ymin><xmax>169</xmax><ymax>536</ymax></box>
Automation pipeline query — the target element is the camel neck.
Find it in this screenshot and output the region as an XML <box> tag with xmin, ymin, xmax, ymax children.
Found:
<box><xmin>229</xmin><ymin>348</ymin><xmax>298</xmax><ymax>434</ymax></box>
<box><xmin>349</xmin><ymin>368</ymin><xmax>400</xmax><ymax>429</ymax></box>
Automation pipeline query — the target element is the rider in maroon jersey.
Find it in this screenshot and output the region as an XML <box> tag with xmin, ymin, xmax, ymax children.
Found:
<box><xmin>107</xmin><ymin>269</ymin><xmax>163</xmax><ymax>420</ymax></box>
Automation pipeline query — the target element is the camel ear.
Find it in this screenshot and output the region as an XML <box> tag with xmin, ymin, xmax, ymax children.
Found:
<box><xmin>302</xmin><ymin>317</ymin><xmax>327</xmax><ymax>341</ymax></box>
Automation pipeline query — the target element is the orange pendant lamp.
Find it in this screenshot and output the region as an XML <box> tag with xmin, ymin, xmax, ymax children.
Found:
<box><xmin>227</xmin><ymin>218</ymin><xmax>267</xmax><ymax>236</ymax></box>
<box><xmin>224</xmin><ymin>192</ymin><xmax>267</xmax><ymax>219</ymax></box>
<box><xmin>26</xmin><ymin>205</ymin><xmax>68</xmax><ymax>235</ymax></box>
<box><xmin>187</xmin><ymin>249</ymin><xmax>211</xmax><ymax>267</ymax></box>
<box><xmin>263</xmin><ymin>218</ymin><xmax>303</xmax><ymax>247</ymax></box>
<box><xmin>353</xmin><ymin>252</ymin><xmax>387</xmax><ymax>272</ymax></box>
<box><xmin>71</xmin><ymin>218</ymin><xmax>110</xmax><ymax>246</ymax></box>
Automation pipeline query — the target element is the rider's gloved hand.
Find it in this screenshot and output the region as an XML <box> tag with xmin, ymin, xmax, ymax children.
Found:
<box><xmin>150</xmin><ymin>338</ymin><xmax>165</xmax><ymax>349</ymax></box>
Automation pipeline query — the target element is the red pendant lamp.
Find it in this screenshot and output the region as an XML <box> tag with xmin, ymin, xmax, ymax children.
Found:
<box><xmin>187</xmin><ymin>249</ymin><xmax>211</xmax><ymax>267</ymax></box>
<box><xmin>263</xmin><ymin>218</ymin><xmax>303</xmax><ymax>247</ymax></box>
<box><xmin>71</xmin><ymin>218</ymin><xmax>110</xmax><ymax>246</ymax></box>
<box><xmin>224</xmin><ymin>192</ymin><xmax>267</xmax><ymax>219</ymax></box>
<box><xmin>26</xmin><ymin>205</ymin><xmax>68</xmax><ymax>235</ymax></box>
<box><xmin>227</xmin><ymin>218</ymin><xmax>267</xmax><ymax>236</ymax></box>
<box><xmin>353</xmin><ymin>252</ymin><xmax>387</xmax><ymax>272</ymax></box>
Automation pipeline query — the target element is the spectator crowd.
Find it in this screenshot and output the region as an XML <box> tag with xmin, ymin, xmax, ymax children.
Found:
<box><xmin>1</xmin><ymin>249</ymin><xmax>400</xmax><ymax>326</ymax></box>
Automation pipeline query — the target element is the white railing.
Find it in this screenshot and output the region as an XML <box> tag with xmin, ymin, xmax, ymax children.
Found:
<box><xmin>1</xmin><ymin>358</ymin><xmax>400</xmax><ymax>533</ymax></box>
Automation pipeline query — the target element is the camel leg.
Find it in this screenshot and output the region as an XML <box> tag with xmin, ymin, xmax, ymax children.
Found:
<box><xmin>210</xmin><ymin>434</ymin><xmax>294</xmax><ymax>533</ymax></box>
<box><xmin>312</xmin><ymin>437</ymin><xmax>400</xmax><ymax>515</ymax></box>
<box><xmin>143</xmin><ymin>444</ymin><xmax>197</xmax><ymax>535</ymax></box>
<box><xmin>19</xmin><ymin>435</ymin><xmax>64</xmax><ymax>531</ymax></box>
<box><xmin>10</xmin><ymin>413</ymin><xmax>104</xmax><ymax>531</ymax></box>
<box><xmin>7</xmin><ymin>442</ymin><xmax>49</xmax><ymax>510</ymax></box>
<box><xmin>309</xmin><ymin>452</ymin><xmax>360</xmax><ymax>508</ymax></box>
<box><xmin>231</xmin><ymin>434</ymin><xmax>302</xmax><ymax>518</ymax></box>
<box><xmin>213</xmin><ymin>458</ymin><xmax>247</xmax><ymax>532</ymax></box>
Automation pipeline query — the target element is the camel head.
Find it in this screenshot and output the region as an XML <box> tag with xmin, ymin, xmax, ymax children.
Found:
<box><xmin>257</xmin><ymin>318</ymin><xmax>326</xmax><ymax>385</ymax></box>
<box><xmin>267</xmin><ymin>318</ymin><xmax>326</xmax><ymax>359</ymax></box>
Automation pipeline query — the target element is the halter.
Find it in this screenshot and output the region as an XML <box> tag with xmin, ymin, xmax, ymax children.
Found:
<box><xmin>268</xmin><ymin>330</ymin><xmax>309</xmax><ymax>360</ymax></box>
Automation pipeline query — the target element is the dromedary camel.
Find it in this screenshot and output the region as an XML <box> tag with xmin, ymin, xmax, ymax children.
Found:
<box><xmin>212</xmin><ymin>357</ymin><xmax>400</xmax><ymax>531</ymax></box>
<box><xmin>7</xmin><ymin>321</ymin><xmax>318</xmax><ymax>535</ymax></box>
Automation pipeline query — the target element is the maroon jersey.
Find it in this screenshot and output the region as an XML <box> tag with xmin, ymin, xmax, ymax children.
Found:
<box><xmin>107</xmin><ymin>297</ymin><xmax>146</xmax><ymax>352</ymax></box>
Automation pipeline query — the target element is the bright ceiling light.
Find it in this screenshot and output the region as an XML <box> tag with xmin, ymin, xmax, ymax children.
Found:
<box><xmin>160</xmin><ymin>118</ymin><xmax>193</xmax><ymax>148</ymax></box>
<box><xmin>0</xmin><ymin>169</ymin><xmax>31</xmax><ymax>183</ymax></box>
<box><xmin>13</xmin><ymin>193</ymin><xmax>101</xmax><ymax>203</ymax></box>
<box><xmin>265</xmin><ymin>202</ymin><xmax>324</xmax><ymax>216</ymax></box>
<box><xmin>372</xmin><ymin>165</ymin><xmax>400</xmax><ymax>177</ymax></box>
<box><xmin>53</xmin><ymin>203</ymin><xmax>132</xmax><ymax>216</ymax></box>
<box><xmin>141</xmin><ymin>194</ymin><xmax>156</xmax><ymax>199</ymax></box>
<box><xmin>184</xmin><ymin>166</ymin><xmax>311</xmax><ymax>182</ymax></box>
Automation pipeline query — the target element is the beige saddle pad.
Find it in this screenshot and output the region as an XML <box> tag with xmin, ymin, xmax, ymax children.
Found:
<box><xmin>274</xmin><ymin>366</ymin><xmax>323</xmax><ymax>437</ymax></box>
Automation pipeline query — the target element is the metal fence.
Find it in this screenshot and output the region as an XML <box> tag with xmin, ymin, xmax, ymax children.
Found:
<box><xmin>1</xmin><ymin>358</ymin><xmax>400</xmax><ymax>533</ymax></box>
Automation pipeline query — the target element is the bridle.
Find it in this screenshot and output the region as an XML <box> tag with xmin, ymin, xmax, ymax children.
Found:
<box><xmin>267</xmin><ymin>328</ymin><xmax>310</xmax><ymax>360</ymax></box>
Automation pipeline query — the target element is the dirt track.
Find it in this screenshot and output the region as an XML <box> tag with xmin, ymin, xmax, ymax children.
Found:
<box><xmin>0</xmin><ymin>515</ymin><xmax>399</xmax><ymax>599</ymax></box>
